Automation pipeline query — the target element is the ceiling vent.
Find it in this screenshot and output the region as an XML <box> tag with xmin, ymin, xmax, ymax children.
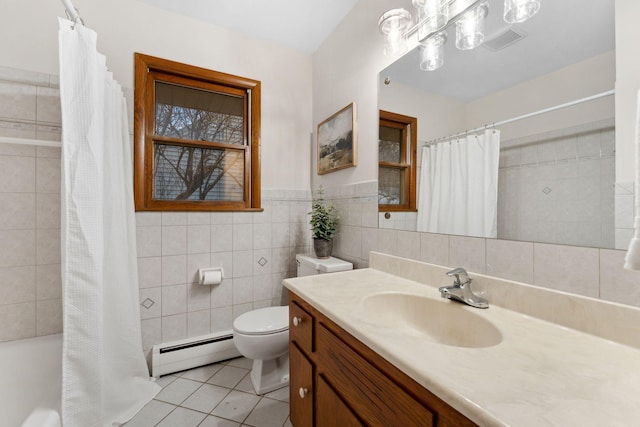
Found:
<box><xmin>483</xmin><ymin>27</ymin><xmax>527</xmax><ymax>52</ymax></box>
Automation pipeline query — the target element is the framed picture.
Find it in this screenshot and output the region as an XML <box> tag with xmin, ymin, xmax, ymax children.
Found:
<box><xmin>317</xmin><ymin>103</ymin><xmax>357</xmax><ymax>175</ymax></box>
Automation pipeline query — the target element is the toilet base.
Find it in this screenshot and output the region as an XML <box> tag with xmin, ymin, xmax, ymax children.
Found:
<box><xmin>249</xmin><ymin>353</ymin><xmax>290</xmax><ymax>395</ymax></box>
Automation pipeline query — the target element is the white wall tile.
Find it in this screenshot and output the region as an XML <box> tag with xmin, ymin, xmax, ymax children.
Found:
<box><xmin>533</xmin><ymin>243</ymin><xmax>599</xmax><ymax>297</ymax></box>
<box><xmin>187</xmin><ymin>212</ymin><xmax>210</xmax><ymax>225</ymax></box>
<box><xmin>0</xmin><ymin>155</ymin><xmax>34</xmax><ymax>192</ymax></box>
<box><xmin>0</xmin><ymin>266</ymin><xmax>35</xmax><ymax>304</ymax></box>
<box><xmin>188</xmin><ymin>282</ymin><xmax>211</xmax><ymax>312</ymax></box>
<box><xmin>141</xmin><ymin>318</ymin><xmax>161</xmax><ymax>351</ymax></box>
<box><xmin>449</xmin><ymin>235</ymin><xmax>486</xmax><ymax>274</ymax></box>
<box><xmin>0</xmin><ymin>302</ymin><xmax>35</xmax><ymax>341</ymax></box>
<box><xmin>377</xmin><ymin>229</ymin><xmax>397</xmax><ymax>256</ymax></box>
<box><xmin>210</xmin><ymin>225</ymin><xmax>233</xmax><ymax>253</ymax></box>
<box><xmin>137</xmin><ymin>257</ymin><xmax>161</xmax><ymax>289</ymax></box>
<box><xmin>0</xmin><ymin>193</ymin><xmax>35</xmax><ymax>229</ymax></box>
<box><xmin>486</xmin><ymin>239</ymin><xmax>534</xmax><ymax>284</ymax></box>
<box><xmin>0</xmin><ymin>229</ymin><xmax>35</xmax><ymax>267</ymax></box>
<box><xmin>0</xmin><ymin>82</ymin><xmax>36</xmax><ymax>121</ymax></box>
<box><xmin>136</xmin><ymin>212</ymin><xmax>162</xmax><ymax>227</ymax></box>
<box><xmin>187</xmin><ymin>225</ymin><xmax>211</xmax><ymax>254</ymax></box>
<box><xmin>35</xmin><ymin>157</ymin><xmax>60</xmax><ymax>193</ymax></box>
<box><xmin>210</xmin><ymin>306</ymin><xmax>232</xmax><ymax>332</ymax></box>
<box><xmin>36</xmin><ymin>86</ymin><xmax>61</xmax><ymax>124</ymax></box>
<box><xmin>599</xmin><ymin>249</ymin><xmax>640</xmax><ymax>306</ymax></box>
<box><xmin>136</xmin><ymin>226</ymin><xmax>162</xmax><ymax>257</ymax></box>
<box><xmin>187</xmin><ymin>310</ymin><xmax>211</xmax><ymax>338</ymax></box>
<box><xmin>232</xmin><ymin>224</ymin><xmax>253</xmax><ymax>251</ymax></box>
<box><xmin>162</xmin><ymin>284</ymin><xmax>187</xmax><ymax>316</ymax></box>
<box><xmin>233</xmin><ymin>277</ymin><xmax>253</xmax><ymax>305</ymax></box>
<box><xmin>253</xmin><ymin>223</ymin><xmax>272</xmax><ymax>250</ymax></box>
<box><xmin>233</xmin><ymin>250</ymin><xmax>253</xmax><ymax>278</ymax></box>
<box><xmin>36</xmin><ymin>228</ymin><xmax>60</xmax><ymax>265</ymax></box>
<box><xmin>397</xmin><ymin>230</ymin><xmax>420</xmax><ymax>260</ymax></box>
<box><xmin>36</xmin><ymin>299</ymin><xmax>62</xmax><ymax>336</ymax></box>
<box><xmin>35</xmin><ymin>193</ymin><xmax>59</xmax><ymax>229</ymax></box>
<box><xmin>210</xmin><ymin>278</ymin><xmax>233</xmax><ymax>308</ymax></box>
<box><xmin>161</xmin><ymin>255</ymin><xmax>187</xmax><ymax>286</ymax></box>
<box><xmin>162</xmin><ymin>226</ymin><xmax>187</xmax><ymax>256</ymax></box>
<box><xmin>162</xmin><ymin>313</ymin><xmax>187</xmax><ymax>342</ymax></box>
<box><xmin>162</xmin><ymin>212</ymin><xmax>187</xmax><ymax>225</ymax></box>
<box><xmin>36</xmin><ymin>264</ymin><xmax>61</xmax><ymax>300</ymax></box>
<box><xmin>139</xmin><ymin>287</ymin><xmax>162</xmax><ymax>320</ymax></box>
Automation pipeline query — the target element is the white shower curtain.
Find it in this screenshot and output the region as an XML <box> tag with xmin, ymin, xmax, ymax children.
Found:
<box><xmin>58</xmin><ymin>19</ymin><xmax>159</xmax><ymax>427</ymax></box>
<box><xmin>417</xmin><ymin>129</ymin><xmax>500</xmax><ymax>238</ymax></box>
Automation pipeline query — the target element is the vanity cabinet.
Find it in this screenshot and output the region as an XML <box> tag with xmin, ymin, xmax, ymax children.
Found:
<box><xmin>289</xmin><ymin>292</ymin><xmax>477</xmax><ymax>427</ymax></box>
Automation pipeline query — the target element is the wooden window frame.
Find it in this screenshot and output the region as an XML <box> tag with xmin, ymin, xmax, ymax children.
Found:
<box><xmin>378</xmin><ymin>110</ymin><xmax>417</xmax><ymax>212</ymax></box>
<box><xmin>134</xmin><ymin>53</ymin><xmax>261</xmax><ymax>211</ymax></box>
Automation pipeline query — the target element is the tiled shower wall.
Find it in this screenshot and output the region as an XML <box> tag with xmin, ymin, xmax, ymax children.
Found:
<box><xmin>0</xmin><ymin>67</ymin><xmax>63</xmax><ymax>342</ymax></box>
<box><xmin>0</xmin><ymin>66</ymin><xmax>311</xmax><ymax>354</ymax></box>
<box><xmin>498</xmin><ymin>119</ymin><xmax>616</xmax><ymax>248</ymax></box>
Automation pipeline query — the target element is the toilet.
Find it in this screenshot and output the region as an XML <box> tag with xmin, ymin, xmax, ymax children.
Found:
<box><xmin>232</xmin><ymin>254</ymin><xmax>353</xmax><ymax>394</ymax></box>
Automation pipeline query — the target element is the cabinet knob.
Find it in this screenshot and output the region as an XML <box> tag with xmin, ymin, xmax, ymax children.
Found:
<box><xmin>298</xmin><ymin>387</ymin><xmax>309</xmax><ymax>398</ymax></box>
<box><xmin>292</xmin><ymin>316</ymin><xmax>302</xmax><ymax>326</ymax></box>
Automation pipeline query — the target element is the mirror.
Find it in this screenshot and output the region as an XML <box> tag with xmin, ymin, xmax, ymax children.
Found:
<box><xmin>378</xmin><ymin>0</ymin><xmax>616</xmax><ymax>249</ymax></box>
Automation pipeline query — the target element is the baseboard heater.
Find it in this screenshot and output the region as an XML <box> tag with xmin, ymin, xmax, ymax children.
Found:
<box><xmin>151</xmin><ymin>330</ymin><xmax>241</xmax><ymax>378</ymax></box>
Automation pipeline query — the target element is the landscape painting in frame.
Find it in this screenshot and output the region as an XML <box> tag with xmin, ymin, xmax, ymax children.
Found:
<box><xmin>317</xmin><ymin>103</ymin><xmax>357</xmax><ymax>175</ymax></box>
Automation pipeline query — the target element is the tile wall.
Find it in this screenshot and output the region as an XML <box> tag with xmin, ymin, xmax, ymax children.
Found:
<box><xmin>136</xmin><ymin>193</ymin><xmax>311</xmax><ymax>360</ymax></box>
<box><xmin>0</xmin><ymin>66</ymin><xmax>311</xmax><ymax>353</ymax></box>
<box><xmin>327</xmin><ymin>185</ymin><xmax>640</xmax><ymax>309</ymax></box>
<box><xmin>498</xmin><ymin>119</ymin><xmax>615</xmax><ymax>248</ymax></box>
<box><xmin>0</xmin><ymin>67</ymin><xmax>62</xmax><ymax>342</ymax></box>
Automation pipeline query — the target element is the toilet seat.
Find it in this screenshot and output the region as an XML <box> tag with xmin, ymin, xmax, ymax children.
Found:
<box><xmin>233</xmin><ymin>306</ymin><xmax>288</xmax><ymax>335</ymax></box>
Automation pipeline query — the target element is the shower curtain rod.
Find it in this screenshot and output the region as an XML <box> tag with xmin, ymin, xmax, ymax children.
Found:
<box><xmin>61</xmin><ymin>0</ymin><xmax>83</xmax><ymax>25</ymax></box>
<box><xmin>425</xmin><ymin>89</ymin><xmax>616</xmax><ymax>145</ymax></box>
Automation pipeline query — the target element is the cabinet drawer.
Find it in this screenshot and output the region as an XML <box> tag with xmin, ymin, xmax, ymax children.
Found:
<box><xmin>317</xmin><ymin>323</ymin><xmax>435</xmax><ymax>427</ymax></box>
<box><xmin>290</xmin><ymin>343</ymin><xmax>313</xmax><ymax>427</ymax></box>
<box><xmin>290</xmin><ymin>301</ymin><xmax>313</xmax><ymax>354</ymax></box>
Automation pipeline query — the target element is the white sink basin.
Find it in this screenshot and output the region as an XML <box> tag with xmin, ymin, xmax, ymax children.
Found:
<box><xmin>359</xmin><ymin>292</ymin><xmax>502</xmax><ymax>348</ymax></box>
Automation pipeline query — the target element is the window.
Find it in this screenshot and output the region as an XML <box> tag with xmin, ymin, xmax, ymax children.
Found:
<box><xmin>134</xmin><ymin>53</ymin><xmax>261</xmax><ymax>211</ymax></box>
<box><xmin>378</xmin><ymin>110</ymin><xmax>417</xmax><ymax>211</ymax></box>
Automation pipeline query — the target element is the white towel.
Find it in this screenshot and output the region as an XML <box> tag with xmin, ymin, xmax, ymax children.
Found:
<box><xmin>624</xmin><ymin>90</ymin><xmax>640</xmax><ymax>270</ymax></box>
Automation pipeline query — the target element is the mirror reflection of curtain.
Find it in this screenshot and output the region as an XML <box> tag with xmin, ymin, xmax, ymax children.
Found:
<box><xmin>417</xmin><ymin>129</ymin><xmax>500</xmax><ymax>238</ymax></box>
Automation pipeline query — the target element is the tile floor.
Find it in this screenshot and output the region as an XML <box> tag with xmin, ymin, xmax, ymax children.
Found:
<box><xmin>123</xmin><ymin>357</ymin><xmax>291</xmax><ymax>427</ymax></box>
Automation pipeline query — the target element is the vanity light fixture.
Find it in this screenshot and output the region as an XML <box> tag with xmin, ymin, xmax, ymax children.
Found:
<box><xmin>420</xmin><ymin>30</ymin><xmax>447</xmax><ymax>71</ymax></box>
<box><xmin>378</xmin><ymin>0</ymin><xmax>540</xmax><ymax>68</ymax></box>
<box><xmin>503</xmin><ymin>0</ymin><xmax>540</xmax><ymax>24</ymax></box>
<box><xmin>455</xmin><ymin>2</ymin><xmax>488</xmax><ymax>50</ymax></box>
<box><xmin>378</xmin><ymin>8</ymin><xmax>412</xmax><ymax>57</ymax></box>
<box><xmin>412</xmin><ymin>0</ymin><xmax>449</xmax><ymax>40</ymax></box>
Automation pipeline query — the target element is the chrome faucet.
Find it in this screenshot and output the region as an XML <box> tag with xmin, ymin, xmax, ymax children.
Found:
<box><xmin>438</xmin><ymin>268</ymin><xmax>489</xmax><ymax>309</ymax></box>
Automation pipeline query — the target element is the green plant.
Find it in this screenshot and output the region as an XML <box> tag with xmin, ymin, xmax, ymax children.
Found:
<box><xmin>309</xmin><ymin>187</ymin><xmax>338</xmax><ymax>240</ymax></box>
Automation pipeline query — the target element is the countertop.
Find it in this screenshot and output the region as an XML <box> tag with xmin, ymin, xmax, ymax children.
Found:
<box><xmin>284</xmin><ymin>268</ymin><xmax>640</xmax><ymax>427</ymax></box>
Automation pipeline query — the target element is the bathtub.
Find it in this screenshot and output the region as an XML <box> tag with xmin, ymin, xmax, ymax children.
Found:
<box><xmin>0</xmin><ymin>334</ymin><xmax>62</xmax><ymax>427</ymax></box>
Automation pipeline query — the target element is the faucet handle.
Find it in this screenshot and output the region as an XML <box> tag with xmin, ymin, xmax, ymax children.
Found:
<box><xmin>446</xmin><ymin>267</ymin><xmax>470</xmax><ymax>285</ymax></box>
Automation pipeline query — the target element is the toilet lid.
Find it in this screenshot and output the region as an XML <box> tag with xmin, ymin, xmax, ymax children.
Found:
<box><xmin>233</xmin><ymin>306</ymin><xmax>289</xmax><ymax>335</ymax></box>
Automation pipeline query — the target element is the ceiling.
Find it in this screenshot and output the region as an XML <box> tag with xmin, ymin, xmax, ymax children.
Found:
<box><xmin>382</xmin><ymin>0</ymin><xmax>615</xmax><ymax>101</ymax></box>
<box><xmin>138</xmin><ymin>0</ymin><xmax>359</xmax><ymax>54</ymax></box>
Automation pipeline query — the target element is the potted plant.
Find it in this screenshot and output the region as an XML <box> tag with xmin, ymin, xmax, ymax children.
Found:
<box><xmin>309</xmin><ymin>187</ymin><xmax>338</xmax><ymax>258</ymax></box>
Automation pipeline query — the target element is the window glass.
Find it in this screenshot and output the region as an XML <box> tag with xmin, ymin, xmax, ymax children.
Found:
<box><xmin>153</xmin><ymin>144</ymin><xmax>244</xmax><ymax>201</ymax></box>
<box><xmin>154</xmin><ymin>82</ymin><xmax>245</xmax><ymax>145</ymax></box>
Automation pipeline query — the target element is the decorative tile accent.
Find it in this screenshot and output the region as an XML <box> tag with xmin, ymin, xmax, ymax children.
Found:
<box><xmin>141</xmin><ymin>298</ymin><xmax>155</xmax><ymax>310</ymax></box>
<box><xmin>258</xmin><ymin>257</ymin><xmax>268</xmax><ymax>267</ymax></box>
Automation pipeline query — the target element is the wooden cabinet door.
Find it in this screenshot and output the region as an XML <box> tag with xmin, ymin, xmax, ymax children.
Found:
<box><xmin>316</xmin><ymin>375</ymin><xmax>363</xmax><ymax>427</ymax></box>
<box><xmin>290</xmin><ymin>343</ymin><xmax>313</xmax><ymax>427</ymax></box>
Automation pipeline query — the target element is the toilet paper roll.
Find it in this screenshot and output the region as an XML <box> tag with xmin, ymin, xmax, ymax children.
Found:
<box><xmin>200</xmin><ymin>270</ymin><xmax>222</xmax><ymax>286</ymax></box>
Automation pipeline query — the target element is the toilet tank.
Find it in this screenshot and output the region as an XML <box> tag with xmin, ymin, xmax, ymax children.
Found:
<box><xmin>296</xmin><ymin>254</ymin><xmax>353</xmax><ymax>277</ymax></box>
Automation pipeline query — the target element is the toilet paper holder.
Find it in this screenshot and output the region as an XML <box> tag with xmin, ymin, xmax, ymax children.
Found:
<box><xmin>198</xmin><ymin>267</ymin><xmax>224</xmax><ymax>285</ymax></box>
